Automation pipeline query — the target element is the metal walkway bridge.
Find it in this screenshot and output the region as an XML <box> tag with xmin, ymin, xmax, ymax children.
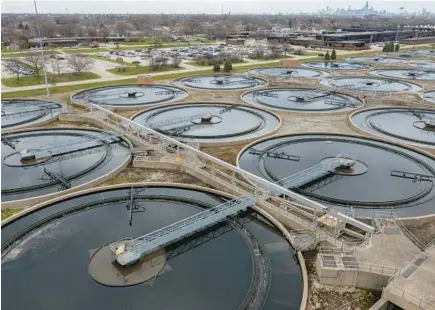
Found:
<box><xmin>83</xmin><ymin>102</ymin><xmax>376</xmax><ymax>266</ymax></box>
<box><xmin>110</xmin><ymin>196</ymin><xmax>255</xmax><ymax>266</ymax></box>
<box><xmin>19</xmin><ymin>132</ymin><xmax>120</xmax><ymax>161</ymax></box>
<box><xmin>110</xmin><ymin>155</ymin><xmax>355</xmax><ymax>266</ymax></box>
<box><xmin>276</xmin><ymin>154</ymin><xmax>356</xmax><ymax>191</ymax></box>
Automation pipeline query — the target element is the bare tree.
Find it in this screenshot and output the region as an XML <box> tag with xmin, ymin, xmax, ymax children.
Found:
<box><xmin>4</xmin><ymin>58</ymin><xmax>21</xmax><ymax>81</ymax></box>
<box><xmin>50</xmin><ymin>58</ymin><xmax>62</xmax><ymax>76</ymax></box>
<box><xmin>25</xmin><ymin>52</ymin><xmax>42</xmax><ymax>77</ymax></box>
<box><xmin>65</xmin><ymin>54</ymin><xmax>94</xmax><ymax>75</ymax></box>
<box><xmin>115</xmin><ymin>22</ymin><xmax>131</xmax><ymax>37</ymax></box>
<box><xmin>269</xmin><ymin>44</ymin><xmax>282</xmax><ymax>59</ymax></box>
<box><xmin>99</xmin><ymin>26</ymin><xmax>110</xmax><ymax>43</ymax></box>
<box><xmin>87</xmin><ymin>26</ymin><xmax>98</xmax><ymax>38</ymax></box>
<box><xmin>171</xmin><ymin>56</ymin><xmax>182</xmax><ymax>68</ymax></box>
<box><xmin>283</xmin><ymin>44</ymin><xmax>292</xmax><ymax>56</ymax></box>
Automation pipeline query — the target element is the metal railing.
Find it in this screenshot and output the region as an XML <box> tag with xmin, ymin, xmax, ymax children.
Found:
<box><xmin>384</xmin><ymin>283</ymin><xmax>435</xmax><ymax>310</ymax></box>
<box><xmin>84</xmin><ymin>102</ymin><xmax>376</xmax><ymax>236</ymax></box>
<box><xmin>276</xmin><ymin>154</ymin><xmax>355</xmax><ymax>190</ymax></box>
<box><xmin>320</xmin><ymin>255</ymin><xmax>399</xmax><ymax>277</ymax></box>
<box><xmin>111</xmin><ymin>196</ymin><xmax>255</xmax><ymax>266</ymax></box>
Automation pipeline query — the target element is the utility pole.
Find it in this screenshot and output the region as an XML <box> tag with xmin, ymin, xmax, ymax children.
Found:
<box><xmin>34</xmin><ymin>0</ymin><xmax>50</xmax><ymax>96</ymax></box>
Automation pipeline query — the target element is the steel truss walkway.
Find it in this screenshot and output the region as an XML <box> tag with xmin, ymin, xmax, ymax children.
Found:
<box><xmin>19</xmin><ymin>132</ymin><xmax>120</xmax><ymax>161</ymax></box>
<box><xmin>84</xmin><ymin>102</ymin><xmax>376</xmax><ymax>265</ymax></box>
<box><xmin>110</xmin><ymin>196</ymin><xmax>255</xmax><ymax>266</ymax></box>
<box><xmin>249</xmin><ymin>148</ymin><xmax>300</xmax><ymax>161</ymax></box>
<box><xmin>276</xmin><ymin>154</ymin><xmax>356</xmax><ymax>190</ymax></box>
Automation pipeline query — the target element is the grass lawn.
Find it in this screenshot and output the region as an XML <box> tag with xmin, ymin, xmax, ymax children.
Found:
<box><xmin>401</xmin><ymin>44</ymin><xmax>434</xmax><ymax>51</ymax></box>
<box><xmin>250</xmin><ymin>55</ymin><xmax>294</xmax><ymax>60</ymax></box>
<box><xmin>62</xmin><ymin>48</ymin><xmax>110</xmax><ymax>54</ymax></box>
<box><xmin>2</xmin><ymin>50</ymin><xmax>61</xmax><ymax>58</ymax></box>
<box><xmin>2</xmin><ymin>72</ymin><xmax>100</xmax><ymax>87</ymax></box>
<box><xmin>111</xmin><ymin>42</ymin><xmax>215</xmax><ymax>51</ymax></box>
<box><xmin>1</xmin><ymin>208</ymin><xmax>24</xmax><ymax>220</ymax></box>
<box><xmin>184</xmin><ymin>59</ymin><xmax>246</xmax><ymax>67</ymax></box>
<box><xmin>107</xmin><ymin>65</ymin><xmax>184</xmax><ymax>76</ymax></box>
<box><xmin>89</xmin><ymin>55</ymin><xmax>135</xmax><ymax>66</ymax></box>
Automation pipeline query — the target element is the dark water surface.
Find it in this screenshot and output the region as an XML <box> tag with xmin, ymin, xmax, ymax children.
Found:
<box><xmin>1</xmin><ymin>99</ymin><xmax>62</xmax><ymax>130</ymax></box>
<box><xmin>1</xmin><ymin>129</ymin><xmax>131</xmax><ymax>202</ymax></box>
<box><xmin>72</xmin><ymin>84</ymin><xmax>188</xmax><ymax>106</ymax></box>
<box><xmin>238</xmin><ymin>134</ymin><xmax>435</xmax><ymax>218</ymax></box>
<box><xmin>1</xmin><ymin>186</ymin><xmax>303</xmax><ymax>310</ymax></box>
<box><xmin>132</xmin><ymin>103</ymin><xmax>280</xmax><ymax>142</ymax></box>
<box><xmin>173</xmin><ymin>74</ymin><xmax>266</xmax><ymax>90</ymax></box>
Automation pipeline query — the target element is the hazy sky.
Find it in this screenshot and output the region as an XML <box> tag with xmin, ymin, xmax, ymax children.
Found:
<box><xmin>2</xmin><ymin>0</ymin><xmax>435</xmax><ymax>14</ymax></box>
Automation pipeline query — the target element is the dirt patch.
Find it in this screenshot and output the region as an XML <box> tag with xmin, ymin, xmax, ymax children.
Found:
<box><xmin>304</xmin><ymin>249</ymin><xmax>381</xmax><ymax>310</ymax></box>
<box><xmin>99</xmin><ymin>166</ymin><xmax>211</xmax><ymax>188</ymax></box>
<box><xmin>39</xmin><ymin>119</ymin><xmax>101</xmax><ymax>130</ymax></box>
<box><xmin>115</xmin><ymin>110</ymin><xmax>140</xmax><ymax>119</ymax></box>
<box><xmin>202</xmin><ymin>144</ymin><xmax>246</xmax><ymax>166</ymax></box>
<box><xmin>404</xmin><ymin>219</ymin><xmax>435</xmax><ymax>247</ymax></box>
<box><xmin>1</xmin><ymin>208</ymin><xmax>24</xmax><ymax>221</ymax></box>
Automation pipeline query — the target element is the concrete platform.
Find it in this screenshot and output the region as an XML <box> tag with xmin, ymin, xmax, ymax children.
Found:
<box><xmin>384</xmin><ymin>245</ymin><xmax>435</xmax><ymax>310</ymax></box>
<box><xmin>354</xmin><ymin>228</ymin><xmax>421</xmax><ymax>269</ymax></box>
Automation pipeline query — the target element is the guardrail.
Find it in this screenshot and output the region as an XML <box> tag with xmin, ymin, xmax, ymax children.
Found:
<box><xmin>320</xmin><ymin>256</ymin><xmax>399</xmax><ymax>277</ymax></box>
<box><xmin>84</xmin><ymin>102</ymin><xmax>376</xmax><ymax>236</ymax></box>
<box><xmin>384</xmin><ymin>283</ymin><xmax>435</xmax><ymax>310</ymax></box>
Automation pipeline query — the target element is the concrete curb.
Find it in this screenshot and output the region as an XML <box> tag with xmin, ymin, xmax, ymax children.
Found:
<box><xmin>239</xmin><ymin>86</ymin><xmax>365</xmax><ymax>116</ymax></box>
<box><xmin>69</xmin><ymin>83</ymin><xmax>190</xmax><ymax>111</ymax></box>
<box><xmin>348</xmin><ymin>106</ymin><xmax>435</xmax><ymax>152</ymax></box>
<box><xmin>235</xmin><ymin>130</ymin><xmax>435</xmax><ymax>221</ymax></box>
<box><xmin>1</xmin><ymin>182</ymin><xmax>309</xmax><ymax>310</ymax></box>
<box><xmin>1</xmin><ymin>126</ymin><xmax>133</xmax><ymax>209</ymax></box>
<box><xmin>170</xmin><ymin>73</ymin><xmax>269</xmax><ymax>92</ymax></box>
<box><xmin>1</xmin><ymin>97</ymin><xmax>64</xmax><ymax>133</ymax></box>
<box><xmin>128</xmin><ymin>101</ymin><xmax>283</xmax><ymax>147</ymax></box>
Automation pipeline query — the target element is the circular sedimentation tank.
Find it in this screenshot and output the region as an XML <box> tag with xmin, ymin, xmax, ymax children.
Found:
<box><xmin>320</xmin><ymin>76</ymin><xmax>423</xmax><ymax>93</ymax></box>
<box><xmin>238</xmin><ymin>133</ymin><xmax>435</xmax><ymax>218</ymax></box>
<box><xmin>302</xmin><ymin>61</ymin><xmax>372</xmax><ymax>70</ymax></box>
<box><xmin>369</xmin><ymin>69</ymin><xmax>435</xmax><ymax>81</ymax></box>
<box><xmin>1</xmin><ymin>128</ymin><xmax>131</xmax><ymax>203</ymax></box>
<box><xmin>241</xmin><ymin>88</ymin><xmax>363</xmax><ymax>112</ymax></box>
<box><xmin>400</xmin><ymin>49</ymin><xmax>435</xmax><ymax>59</ymax></box>
<box><xmin>351</xmin><ymin>108</ymin><xmax>435</xmax><ymax>149</ymax></box>
<box><xmin>71</xmin><ymin>84</ymin><xmax>188</xmax><ymax>108</ymax></box>
<box><xmin>132</xmin><ymin>103</ymin><xmax>280</xmax><ymax>143</ymax></box>
<box><xmin>172</xmin><ymin>74</ymin><xmax>266</xmax><ymax>90</ymax></box>
<box><xmin>346</xmin><ymin>56</ymin><xmax>403</xmax><ymax>65</ymax></box>
<box><xmin>409</xmin><ymin>61</ymin><xmax>435</xmax><ymax>71</ymax></box>
<box><xmin>1</xmin><ymin>185</ymin><xmax>303</xmax><ymax>310</ymax></box>
<box><xmin>249</xmin><ymin>67</ymin><xmax>329</xmax><ymax>78</ymax></box>
<box><xmin>422</xmin><ymin>90</ymin><xmax>435</xmax><ymax>105</ymax></box>
<box><xmin>1</xmin><ymin>99</ymin><xmax>62</xmax><ymax>130</ymax></box>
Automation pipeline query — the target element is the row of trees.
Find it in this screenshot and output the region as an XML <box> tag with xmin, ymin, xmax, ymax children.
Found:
<box><xmin>324</xmin><ymin>49</ymin><xmax>337</xmax><ymax>61</ymax></box>
<box><xmin>194</xmin><ymin>52</ymin><xmax>242</xmax><ymax>66</ymax></box>
<box><xmin>213</xmin><ymin>60</ymin><xmax>233</xmax><ymax>73</ymax></box>
<box><xmin>4</xmin><ymin>53</ymin><xmax>95</xmax><ymax>81</ymax></box>
<box><xmin>383</xmin><ymin>41</ymin><xmax>400</xmax><ymax>52</ymax></box>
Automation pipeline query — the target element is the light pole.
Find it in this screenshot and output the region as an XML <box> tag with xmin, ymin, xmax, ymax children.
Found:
<box><xmin>33</xmin><ymin>0</ymin><xmax>50</xmax><ymax>96</ymax></box>
<box><xmin>395</xmin><ymin>25</ymin><xmax>400</xmax><ymax>44</ymax></box>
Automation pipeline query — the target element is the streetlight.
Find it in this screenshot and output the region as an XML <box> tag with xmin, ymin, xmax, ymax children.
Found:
<box><xmin>33</xmin><ymin>0</ymin><xmax>50</xmax><ymax>96</ymax></box>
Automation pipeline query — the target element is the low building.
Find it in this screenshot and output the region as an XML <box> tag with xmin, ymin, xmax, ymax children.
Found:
<box><xmin>226</xmin><ymin>33</ymin><xmax>249</xmax><ymax>46</ymax></box>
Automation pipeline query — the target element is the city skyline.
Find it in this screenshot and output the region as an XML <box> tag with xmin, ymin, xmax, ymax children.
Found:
<box><xmin>2</xmin><ymin>0</ymin><xmax>435</xmax><ymax>14</ymax></box>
